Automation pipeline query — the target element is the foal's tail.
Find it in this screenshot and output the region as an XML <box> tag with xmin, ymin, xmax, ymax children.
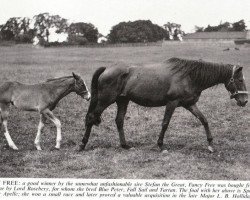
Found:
<box><xmin>87</xmin><ymin>67</ymin><xmax>106</xmax><ymax>114</ymax></box>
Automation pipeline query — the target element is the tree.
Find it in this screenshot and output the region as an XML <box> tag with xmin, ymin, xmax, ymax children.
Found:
<box><xmin>196</xmin><ymin>20</ymin><xmax>246</xmax><ymax>32</ymax></box>
<box><xmin>109</xmin><ymin>20</ymin><xmax>167</xmax><ymax>43</ymax></box>
<box><xmin>232</xmin><ymin>20</ymin><xmax>246</xmax><ymax>31</ymax></box>
<box><xmin>0</xmin><ymin>17</ymin><xmax>35</xmax><ymax>43</ymax></box>
<box><xmin>33</xmin><ymin>13</ymin><xmax>68</xmax><ymax>42</ymax></box>
<box><xmin>194</xmin><ymin>26</ymin><xmax>204</xmax><ymax>32</ymax></box>
<box><xmin>68</xmin><ymin>22</ymin><xmax>98</xmax><ymax>44</ymax></box>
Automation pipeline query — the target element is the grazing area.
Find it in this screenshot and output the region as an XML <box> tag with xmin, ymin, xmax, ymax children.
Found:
<box><xmin>0</xmin><ymin>43</ymin><xmax>249</xmax><ymax>179</ymax></box>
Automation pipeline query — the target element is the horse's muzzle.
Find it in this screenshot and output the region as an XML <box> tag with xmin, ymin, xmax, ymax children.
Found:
<box><xmin>237</xmin><ymin>100</ymin><xmax>248</xmax><ymax>107</ymax></box>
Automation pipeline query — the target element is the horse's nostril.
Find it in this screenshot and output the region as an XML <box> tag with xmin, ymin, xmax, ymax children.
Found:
<box><xmin>245</xmin><ymin>100</ymin><xmax>248</xmax><ymax>104</ymax></box>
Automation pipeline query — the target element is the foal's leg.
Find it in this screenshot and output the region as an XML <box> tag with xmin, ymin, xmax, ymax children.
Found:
<box><xmin>115</xmin><ymin>97</ymin><xmax>130</xmax><ymax>149</ymax></box>
<box><xmin>157</xmin><ymin>101</ymin><xmax>178</xmax><ymax>151</ymax></box>
<box><xmin>0</xmin><ymin>104</ymin><xmax>18</xmax><ymax>150</ymax></box>
<box><xmin>42</xmin><ymin>109</ymin><xmax>62</xmax><ymax>149</ymax></box>
<box><xmin>34</xmin><ymin>114</ymin><xmax>45</xmax><ymax>150</ymax></box>
<box><xmin>184</xmin><ymin>104</ymin><xmax>214</xmax><ymax>152</ymax></box>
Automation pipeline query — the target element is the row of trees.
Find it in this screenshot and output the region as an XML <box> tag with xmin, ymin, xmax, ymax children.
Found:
<box><xmin>0</xmin><ymin>13</ymin><xmax>99</xmax><ymax>45</ymax></box>
<box><xmin>195</xmin><ymin>20</ymin><xmax>246</xmax><ymax>32</ymax></box>
<box><xmin>0</xmin><ymin>13</ymin><xmax>184</xmax><ymax>45</ymax></box>
<box><xmin>0</xmin><ymin>13</ymin><xmax>247</xmax><ymax>45</ymax></box>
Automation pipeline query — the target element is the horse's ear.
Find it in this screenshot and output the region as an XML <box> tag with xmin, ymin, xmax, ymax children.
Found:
<box><xmin>72</xmin><ymin>72</ymin><xmax>80</xmax><ymax>80</ymax></box>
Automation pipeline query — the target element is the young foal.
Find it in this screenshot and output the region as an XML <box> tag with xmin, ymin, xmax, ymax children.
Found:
<box><xmin>0</xmin><ymin>73</ymin><xmax>90</xmax><ymax>150</ymax></box>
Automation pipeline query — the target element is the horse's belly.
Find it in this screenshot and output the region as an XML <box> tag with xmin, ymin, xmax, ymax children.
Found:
<box><xmin>127</xmin><ymin>91</ymin><xmax>169</xmax><ymax>107</ymax></box>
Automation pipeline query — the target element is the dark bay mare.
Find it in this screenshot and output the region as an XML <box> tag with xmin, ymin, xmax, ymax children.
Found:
<box><xmin>0</xmin><ymin>73</ymin><xmax>90</xmax><ymax>150</ymax></box>
<box><xmin>79</xmin><ymin>57</ymin><xmax>248</xmax><ymax>152</ymax></box>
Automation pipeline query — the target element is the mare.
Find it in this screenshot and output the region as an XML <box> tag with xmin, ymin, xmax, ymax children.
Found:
<box><xmin>80</xmin><ymin>58</ymin><xmax>248</xmax><ymax>152</ymax></box>
<box><xmin>0</xmin><ymin>73</ymin><xmax>90</xmax><ymax>150</ymax></box>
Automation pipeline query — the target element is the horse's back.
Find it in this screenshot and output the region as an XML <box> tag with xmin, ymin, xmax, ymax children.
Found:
<box><xmin>97</xmin><ymin>61</ymin><xmax>196</xmax><ymax>107</ymax></box>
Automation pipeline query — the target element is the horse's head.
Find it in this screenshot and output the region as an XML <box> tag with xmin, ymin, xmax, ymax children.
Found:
<box><xmin>225</xmin><ymin>65</ymin><xmax>248</xmax><ymax>107</ymax></box>
<box><xmin>72</xmin><ymin>72</ymin><xmax>91</xmax><ymax>101</ymax></box>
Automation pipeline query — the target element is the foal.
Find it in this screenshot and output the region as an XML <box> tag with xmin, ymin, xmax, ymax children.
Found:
<box><xmin>0</xmin><ymin>73</ymin><xmax>90</xmax><ymax>150</ymax></box>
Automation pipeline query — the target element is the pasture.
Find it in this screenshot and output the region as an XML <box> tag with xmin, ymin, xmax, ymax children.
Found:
<box><xmin>0</xmin><ymin>42</ymin><xmax>249</xmax><ymax>179</ymax></box>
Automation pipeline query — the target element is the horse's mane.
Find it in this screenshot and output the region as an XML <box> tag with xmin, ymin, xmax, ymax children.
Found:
<box><xmin>167</xmin><ymin>57</ymin><xmax>232</xmax><ymax>87</ymax></box>
<box><xmin>46</xmin><ymin>76</ymin><xmax>73</xmax><ymax>82</ymax></box>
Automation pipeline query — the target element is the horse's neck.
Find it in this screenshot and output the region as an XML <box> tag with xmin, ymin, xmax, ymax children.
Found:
<box><xmin>47</xmin><ymin>78</ymin><xmax>75</xmax><ymax>101</ymax></box>
<box><xmin>200</xmin><ymin>65</ymin><xmax>232</xmax><ymax>90</ymax></box>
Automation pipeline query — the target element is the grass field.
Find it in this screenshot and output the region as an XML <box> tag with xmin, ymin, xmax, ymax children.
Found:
<box><xmin>0</xmin><ymin>42</ymin><xmax>249</xmax><ymax>179</ymax></box>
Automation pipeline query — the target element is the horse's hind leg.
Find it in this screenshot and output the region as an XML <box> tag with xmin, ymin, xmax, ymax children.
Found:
<box><xmin>42</xmin><ymin>109</ymin><xmax>62</xmax><ymax>149</ymax></box>
<box><xmin>0</xmin><ymin>104</ymin><xmax>18</xmax><ymax>150</ymax></box>
<box><xmin>115</xmin><ymin>97</ymin><xmax>130</xmax><ymax>149</ymax></box>
<box><xmin>157</xmin><ymin>101</ymin><xmax>178</xmax><ymax>151</ymax></box>
<box><xmin>34</xmin><ymin>114</ymin><xmax>45</xmax><ymax>150</ymax></box>
<box><xmin>184</xmin><ymin>104</ymin><xmax>214</xmax><ymax>152</ymax></box>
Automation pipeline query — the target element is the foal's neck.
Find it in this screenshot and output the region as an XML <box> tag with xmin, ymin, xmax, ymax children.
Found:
<box><xmin>49</xmin><ymin>77</ymin><xmax>75</xmax><ymax>100</ymax></box>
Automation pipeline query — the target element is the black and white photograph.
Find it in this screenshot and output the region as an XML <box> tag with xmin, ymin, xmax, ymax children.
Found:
<box><xmin>0</xmin><ymin>0</ymin><xmax>249</xmax><ymax>199</ymax></box>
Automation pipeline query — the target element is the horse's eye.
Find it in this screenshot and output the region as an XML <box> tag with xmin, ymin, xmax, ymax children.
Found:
<box><xmin>239</xmin><ymin>79</ymin><xmax>243</xmax><ymax>83</ymax></box>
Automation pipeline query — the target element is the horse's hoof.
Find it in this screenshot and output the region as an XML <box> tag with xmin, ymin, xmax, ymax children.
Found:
<box><xmin>78</xmin><ymin>144</ymin><xmax>86</xmax><ymax>152</ymax></box>
<box><xmin>121</xmin><ymin>144</ymin><xmax>131</xmax><ymax>150</ymax></box>
<box><xmin>208</xmin><ymin>146</ymin><xmax>214</xmax><ymax>153</ymax></box>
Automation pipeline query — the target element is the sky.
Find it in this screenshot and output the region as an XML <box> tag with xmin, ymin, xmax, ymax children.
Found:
<box><xmin>0</xmin><ymin>0</ymin><xmax>249</xmax><ymax>35</ymax></box>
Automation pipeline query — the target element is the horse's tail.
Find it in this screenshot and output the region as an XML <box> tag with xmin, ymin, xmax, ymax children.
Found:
<box><xmin>87</xmin><ymin>67</ymin><xmax>106</xmax><ymax>114</ymax></box>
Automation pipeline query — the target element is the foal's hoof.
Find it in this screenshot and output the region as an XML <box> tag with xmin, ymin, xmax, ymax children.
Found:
<box><xmin>8</xmin><ymin>145</ymin><xmax>18</xmax><ymax>151</ymax></box>
<box><xmin>208</xmin><ymin>146</ymin><xmax>214</xmax><ymax>153</ymax></box>
<box><xmin>50</xmin><ymin>146</ymin><xmax>60</xmax><ymax>151</ymax></box>
<box><xmin>121</xmin><ymin>144</ymin><xmax>132</xmax><ymax>150</ymax></box>
<box><xmin>161</xmin><ymin>149</ymin><xmax>169</xmax><ymax>154</ymax></box>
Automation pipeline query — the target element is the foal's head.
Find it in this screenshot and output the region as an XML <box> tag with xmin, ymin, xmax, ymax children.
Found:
<box><xmin>225</xmin><ymin>65</ymin><xmax>248</xmax><ymax>107</ymax></box>
<box><xmin>72</xmin><ymin>72</ymin><xmax>91</xmax><ymax>101</ymax></box>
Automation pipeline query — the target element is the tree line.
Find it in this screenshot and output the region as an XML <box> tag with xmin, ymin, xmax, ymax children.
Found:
<box><xmin>0</xmin><ymin>13</ymin><xmax>247</xmax><ymax>45</ymax></box>
<box><xmin>195</xmin><ymin>20</ymin><xmax>246</xmax><ymax>32</ymax></box>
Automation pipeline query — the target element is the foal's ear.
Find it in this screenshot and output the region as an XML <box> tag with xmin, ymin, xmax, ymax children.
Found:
<box><xmin>72</xmin><ymin>72</ymin><xmax>80</xmax><ymax>80</ymax></box>
<box><xmin>235</xmin><ymin>66</ymin><xmax>243</xmax><ymax>74</ymax></box>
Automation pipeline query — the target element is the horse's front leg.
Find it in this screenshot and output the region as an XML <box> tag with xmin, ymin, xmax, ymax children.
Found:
<box><xmin>79</xmin><ymin>100</ymin><xmax>113</xmax><ymax>151</ymax></box>
<box><xmin>184</xmin><ymin>104</ymin><xmax>214</xmax><ymax>152</ymax></box>
<box><xmin>157</xmin><ymin>101</ymin><xmax>178</xmax><ymax>151</ymax></box>
<box><xmin>0</xmin><ymin>104</ymin><xmax>18</xmax><ymax>150</ymax></box>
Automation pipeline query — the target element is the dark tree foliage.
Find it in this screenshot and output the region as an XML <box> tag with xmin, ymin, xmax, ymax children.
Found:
<box><xmin>196</xmin><ymin>20</ymin><xmax>246</xmax><ymax>32</ymax></box>
<box><xmin>108</xmin><ymin>20</ymin><xmax>167</xmax><ymax>43</ymax></box>
<box><xmin>0</xmin><ymin>17</ymin><xmax>35</xmax><ymax>43</ymax></box>
<box><xmin>232</xmin><ymin>20</ymin><xmax>246</xmax><ymax>32</ymax></box>
<box><xmin>0</xmin><ymin>29</ymin><xmax>15</xmax><ymax>41</ymax></box>
<box><xmin>68</xmin><ymin>22</ymin><xmax>99</xmax><ymax>44</ymax></box>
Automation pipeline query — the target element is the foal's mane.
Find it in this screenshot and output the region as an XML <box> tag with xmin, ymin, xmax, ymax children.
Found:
<box><xmin>46</xmin><ymin>76</ymin><xmax>73</xmax><ymax>82</ymax></box>
<box><xmin>167</xmin><ymin>57</ymin><xmax>232</xmax><ymax>87</ymax></box>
